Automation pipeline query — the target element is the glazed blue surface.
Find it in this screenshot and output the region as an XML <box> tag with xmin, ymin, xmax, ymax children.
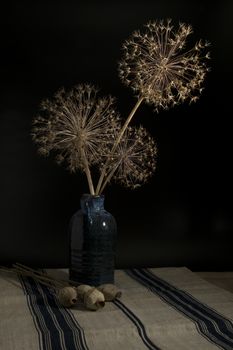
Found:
<box><xmin>69</xmin><ymin>194</ymin><xmax>117</xmax><ymax>286</ymax></box>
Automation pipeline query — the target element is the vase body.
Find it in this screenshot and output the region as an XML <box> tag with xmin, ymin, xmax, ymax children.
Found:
<box><xmin>69</xmin><ymin>194</ymin><xmax>117</xmax><ymax>286</ymax></box>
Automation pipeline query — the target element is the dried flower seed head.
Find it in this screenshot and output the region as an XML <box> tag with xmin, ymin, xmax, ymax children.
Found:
<box><xmin>119</xmin><ymin>19</ymin><xmax>210</xmax><ymax>111</ymax></box>
<box><xmin>32</xmin><ymin>84</ymin><xmax>121</xmax><ymax>173</ymax></box>
<box><xmin>107</xmin><ymin>126</ymin><xmax>157</xmax><ymax>189</ymax></box>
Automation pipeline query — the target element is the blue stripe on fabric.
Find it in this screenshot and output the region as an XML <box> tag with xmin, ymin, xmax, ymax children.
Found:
<box><xmin>126</xmin><ymin>268</ymin><xmax>233</xmax><ymax>350</ymax></box>
<box><xmin>39</xmin><ymin>282</ymin><xmax>88</xmax><ymax>350</ymax></box>
<box><xmin>21</xmin><ymin>276</ymin><xmax>60</xmax><ymax>349</ymax></box>
<box><xmin>144</xmin><ymin>268</ymin><xmax>233</xmax><ymax>337</ymax></box>
<box><xmin>19</xmin><ymin>276</ymin><xmax>44</xmax><ymax>350</ymax></box>
<box><xmin>138</xmin><ymin>268</ymin><xmax>233</xmax><ymax>349</ymax></box>
<box><xmin>113</xmin><ymin>299</ymin><xmax>161</xmax><ymax>350</ymax></box>
<box><xmin>20</xmin><ymin>276</ymin><xmax>89</xmax><ymax>350</ymax></box>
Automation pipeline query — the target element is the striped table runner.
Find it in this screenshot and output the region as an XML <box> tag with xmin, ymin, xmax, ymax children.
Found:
<box><xmin>1</xmin><ymin>267</ymin><xmax>233</xmax><ymax>350</ymax></box>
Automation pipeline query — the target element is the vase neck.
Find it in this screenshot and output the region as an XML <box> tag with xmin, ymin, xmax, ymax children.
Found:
<box><xmin>80</xmin><ymin>194</ymin><xmax>105</xmax><ymax>214</ymax></box>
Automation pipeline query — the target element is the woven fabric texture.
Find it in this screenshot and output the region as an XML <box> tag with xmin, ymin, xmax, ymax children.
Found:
<box><xmin>1</xmin><ymin>267</ymin><xmax>233</xmax><ymax>350</ymax></box>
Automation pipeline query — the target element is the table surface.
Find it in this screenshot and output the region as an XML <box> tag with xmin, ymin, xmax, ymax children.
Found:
<box><xmin>1</xmin><ymin>267</ymin><xmax>233</xmax><ymax>350</ymax></box>
<box><xmin>196</xmin><ymin>271</ymin><xmax>233</xmax><ymax>293</ymax></box>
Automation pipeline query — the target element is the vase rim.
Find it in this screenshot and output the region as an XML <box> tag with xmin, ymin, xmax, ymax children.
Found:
<box><xmin>82</xmin><ymin>193</ymin><xmax>104</xmax><ymax>198</ymax></box>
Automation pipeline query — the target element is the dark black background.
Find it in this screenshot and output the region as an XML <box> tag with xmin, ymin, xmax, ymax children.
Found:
<box><xmin>0</xmin><ymin>0</ymin><xmax>232</xmax><ymax>269</ymax></box>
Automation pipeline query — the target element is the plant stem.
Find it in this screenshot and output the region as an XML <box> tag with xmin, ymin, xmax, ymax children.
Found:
<box><xmin>0</xmin><ymin>263</ymin><xmax>80</xmax><ymax>290</ymax></box>
<box><xmin>15</xmin><ymin>263</ymin><xmax>79</xmax><ymax>286</ymax></box>
<box><xmin>13</xmin><ymin>264</ymin><xmax>65</xmax><ymax>288</ymax></box>
<box><xmin>95</xmin><ymin>96</ymin><xmax>144</xmax><ymax>195</ymax></box>
<box><xmin>81</xmin><ymin>148</ymin><xmax>95</xmax><ymax>195</ymax></box>
<box><xmin>1</xmin><ymin>266</ymin><xmax>62</xmax><ymax>289</ymax></box>
<box><xmin>99</xmin><ymin>161</ymin><xmax>121</xmax><ymax>194</ymax></box>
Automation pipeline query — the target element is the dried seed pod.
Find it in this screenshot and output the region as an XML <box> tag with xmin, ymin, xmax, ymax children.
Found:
<box><xmin>57</xmin><ymin>286</ymin><xmax>78</xmax><ymax>308</ymax></box>
<box><xmin>119</xmin><ymin>19</ymin><xmax>210</xmax><ymax>111</ymax></box>
<box><xmin>76</xmin><ymin>284</ymin><xmax>93</xmax><ymax>302</ymax></box>
<box><xmin>83</xmin><ymin>287</ymin><xmax>105</xmax><ymax>311</ymax></box>
<box><xmin>97</xmin><ymin>284</ymin><xmax>122</xmax><ymax>301</ymax></box>
<box><xmin>31</xmin><ymin>84</ymin><xmax>121</xmax><ymax>173</ymax></box>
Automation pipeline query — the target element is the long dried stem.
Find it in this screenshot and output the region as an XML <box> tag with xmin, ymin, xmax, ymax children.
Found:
<box><xmin>81</xmin><ymin>148</ymin><xmax>95</xmax><ymax>195</ymax></box>
<box><xmin>99</xmin><ymin>162</ymin><xmax>121</xmax><ymax>195</ymax></box>
<box><xmin>12</xmin><ymin>264</ymin><xmax>66</xmax><ymax>288</ymax></box>
<box><xmin>0</xmin><ymin>266</ymin><xmax>62</xmax><ymax>288</ymax></box>
<box><xmin>0</xmin><ymin>263</ymin><xmax>81</xmax><ymax>290</ymax></box>
<box><xmin>96</xmin><ymin>97</ymin><xmax>144</xmax><ymax>195</ymax></box>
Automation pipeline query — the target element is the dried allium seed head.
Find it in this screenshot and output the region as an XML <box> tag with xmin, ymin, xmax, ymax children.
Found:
<box><xmin>107</xmin><ymin>126</ymin><xmax>157</xmax><ymax>189</ymax></box>
<box><xmin>119</xmin><ymin>19</ymin><xmax>210</xmax><ymax>111</ymax></box>
<box><xmin>31</xmin><ymin>84</ymin><xmax>121</xmax><ymax>173</ymax></box>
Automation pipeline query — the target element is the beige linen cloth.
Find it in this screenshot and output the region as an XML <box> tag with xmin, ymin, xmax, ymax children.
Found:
<box><xmin>1</xmin><ymin>267</ymin><xmax>233</xmax><ymax>350</ymax></box>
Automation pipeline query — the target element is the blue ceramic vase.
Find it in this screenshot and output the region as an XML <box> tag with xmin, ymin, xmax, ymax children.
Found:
<box><xmin>69</xmin><ymin>194</ymin><xmax>117</xmax><ymax>286</ymax></box>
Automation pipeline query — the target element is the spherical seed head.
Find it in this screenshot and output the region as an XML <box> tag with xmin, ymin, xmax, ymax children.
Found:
<box><xmin>31</xmin><ymin>84</ymin><xmax>121</xmax><ymax>173</ymax></box>
<box><xmin>107</xmin><ymin>125</ymin><xmax>157</xmax><ymax>189</ymax></box>
<box><xmin>119</xmin><ymin>19</ymin><xmax>210</xmax><ymax>111</ymax></box>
